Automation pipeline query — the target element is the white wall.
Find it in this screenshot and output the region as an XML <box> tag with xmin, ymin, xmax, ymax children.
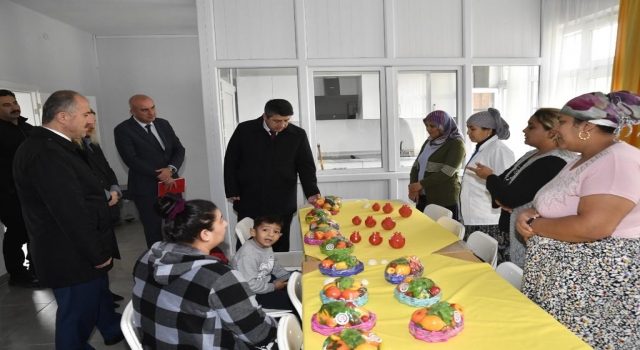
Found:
<box><xmin>95</xmin><ymin>36</ymin><xmax>211</xmax><ymax>201</ymax></box>
<box><xmin>235</xmin><ymin>69</ymin><xmax>300</xmax><ymax>122</ymax></box>
<box><xmin>0</xmin><ymin>0</ymin><xmax>100</xmax><ymax>95</ymax></box>
<box><xmin>0</xmin><ymin>0</ymin><xmax>102</xmax><ymax>277</ymax></box>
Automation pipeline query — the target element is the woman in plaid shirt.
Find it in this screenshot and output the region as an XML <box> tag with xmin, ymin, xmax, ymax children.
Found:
<box><xmin>132</xmin><ymin>196</ymin><xmax>278</xmax><ymax>349</ymax></box>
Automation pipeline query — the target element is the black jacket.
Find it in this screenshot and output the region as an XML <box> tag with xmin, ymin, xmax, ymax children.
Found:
<box><xmin>13</xmin><ymin>127</ymin><xmax>114</xmax><ymax>288</ymax></box>
<box><xmin>0</xmin><ymin>116</ymin><xmax>33</xmax><ymax>206</ymax></box>
<box><xmin>114</xmin><ymin>117</ymin><xmax>185</xmax><ymax>196</ymax></box>
<box><xmin>224</xmin><ymin>117</ymin><xmax>319</xmax><ymax>216</ymax></box>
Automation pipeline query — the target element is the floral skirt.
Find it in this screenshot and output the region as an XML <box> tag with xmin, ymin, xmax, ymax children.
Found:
<box><xmin>523</xmin><ymin>236</ymin><xmax>640</xmax><ymax>349</ymax></box>
<box><xmin>463</xmin><ymin>224</ymin><xmax>509</xmax><ymax>265</ymax></box>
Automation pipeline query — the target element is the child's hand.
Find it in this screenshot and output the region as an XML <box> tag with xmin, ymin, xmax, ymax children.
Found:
<box><xmin>274</xmin><ymin>280</ymin><xmax>288</xmax><ymax>290</ymax></box>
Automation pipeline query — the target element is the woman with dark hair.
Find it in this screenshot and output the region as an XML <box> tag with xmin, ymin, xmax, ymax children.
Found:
<box><xmin>408</xmin><ymin>110</ymin><xmax>466</xmax><ymax>219</ymax></box>
<box><xmin>132</xmin><ymin>196</ymin><xmax>278</xmax><ymax>350</ymax></box>
<box><xmin>516</xmin><ymin>91</ymin><xmax>640</xmax><ymax>348</ymax></box>
<box><xmin>466</xmin><ymin>108</ymin><xmax>575</xmax><ymax>266</ymax></box>
<box><xmin>460</xmin><ymin>108</ymin><xmax>515</xmax><ymax>251</ymax></box>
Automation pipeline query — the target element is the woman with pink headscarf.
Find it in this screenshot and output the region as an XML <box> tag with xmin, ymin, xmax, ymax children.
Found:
<box><xmin>409</xmin><ymin>110</ymin><xmax>465</xmax><ymax>220</ymax></box>
<box><xmin>516</xmin><ymin>91</ymin><xmax>640</xmax><ymax>348</ymax></box>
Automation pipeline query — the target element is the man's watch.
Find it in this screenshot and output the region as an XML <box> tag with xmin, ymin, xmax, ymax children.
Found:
<box><xmin>169</xmin><ymin>166</ymin><xmax>177</xmax><ymax>174</ymax></box>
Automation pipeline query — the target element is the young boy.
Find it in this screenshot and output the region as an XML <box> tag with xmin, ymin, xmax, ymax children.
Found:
<box><xmin>231</xmin><ymin>215</ymin><xmax>293</xmax><ymax>310</ymax></box>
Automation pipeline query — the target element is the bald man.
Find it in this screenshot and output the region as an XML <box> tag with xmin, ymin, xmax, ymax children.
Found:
<box><xmin>114</xmin><ymin>95</ymin><xmax>185</xmax><ymax>247</ymax></box>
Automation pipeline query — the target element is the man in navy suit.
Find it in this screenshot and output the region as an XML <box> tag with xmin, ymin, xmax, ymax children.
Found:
<box><xmin>114</xmin><ymin>94</ymin><xmax>185</xmax><ymax>247</ymax></box>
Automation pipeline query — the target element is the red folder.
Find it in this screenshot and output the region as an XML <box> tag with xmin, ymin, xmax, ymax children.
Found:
<box><xmin>158</xmin><ymin>177</ymin><xmax>185</xmax><ymax>197</ymax></box>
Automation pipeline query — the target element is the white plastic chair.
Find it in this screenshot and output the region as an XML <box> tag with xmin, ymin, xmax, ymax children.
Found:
<box><xmin>234</xmin><ymin>217</ymin><xmax>254</xmax><ymax>246</ymax></box>
<box><xmin>277</xmin><ymin>314</ymin><xmax>303</xmax><ymax>350</ymax></box>
<box><xmin>423</xmin><ymin>204</ymin><xmax>453</xmax><ymax>221</ymax></box>
<box><xmin>496</xmin><ymin>262</ymin><xmax>524</xmax><ymax>291</ymax></box>
<box><xmin>436</xmin><ymin>216</ymin><xmax>465</xmax><ymax>240</ymax></box>
<box><xmin>287</xmin><ymin>271</ymin><xmax>302</xmax><ymax>318</ymax></box>
<box><xmin>120</xmin><ymin>301</ymin><xmax>143</xmax><ymax>350</ymax></box>
<box><xmin>466</xmin><ymin>231</ymin><xmax>498</xmax><ymax>269</ymax></box>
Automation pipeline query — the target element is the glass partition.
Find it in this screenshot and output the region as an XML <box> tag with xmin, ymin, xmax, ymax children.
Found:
<box><xmin>312</xmin><ymin>71</ymin><xmax>383</xmax><ymax>170</ymax></box>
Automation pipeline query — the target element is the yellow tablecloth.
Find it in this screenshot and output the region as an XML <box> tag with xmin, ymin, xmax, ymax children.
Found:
<box><xmin>299</xmin><ymin>200</ymin><xmax>459</xmax><ymax>261</ymax></box>
<box><xmin>302</xmin><ymin>254</ymin><xmax>590</xmax><ymax>349</ymax></box>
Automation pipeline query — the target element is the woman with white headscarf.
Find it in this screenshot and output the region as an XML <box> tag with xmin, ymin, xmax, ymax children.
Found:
<box><xmin>460</xmin><ymin>108</ymin><xmax>515</xmax><ymax>260</ymax></box>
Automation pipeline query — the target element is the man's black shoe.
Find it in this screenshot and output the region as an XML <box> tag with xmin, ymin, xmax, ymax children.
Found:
<box><xmin>8</xmin><ymin>271</ymin><xmax>39</xmax><ymax>288</ymax></box>
<box><xmin>111</xmin><ymin>292</ymin><xmax>124</xmax><ymax>301</ymax></box>
<box><xmin>104</xmin><ymin>332</ymin><xmax>125</xmax><ymax>346</ymax></box>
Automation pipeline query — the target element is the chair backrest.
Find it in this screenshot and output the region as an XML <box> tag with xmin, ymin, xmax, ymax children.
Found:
<box><xmin>436</xmin><ymin>216</ymin><xmax>465</xmax><ymax>240</ymax></box>
<box><xmin>496</xmin><ymin>262</ymin><xmax>524</xmax><ymax>291</ymax></box>
<box><xmin>277</xmin><ymin>314</ymin><xmax>303</xmax><ymax>350</ymax></box>
<box><xmin>466</xmin><ymin>231</ymin><xmax>498</xmax><ymax>269</ymax></box>
<box><xmin>234</xmin><ymin>217</ymin><xmax>254</xmax><ymax>246</ymax></box>
<box><xmin>120</xmin><ymin>301</ymin><xmax>143</xmax><ymax>350</ymax></box>
<box><xmin>287</xmin><ymin>271</ymin><xmax>302</xmax><ymax>318</ymax></box>
<box><xmin>423</xmin><ymin>204</ymin><xmax>453</xmax><ymax>221</ymax></box>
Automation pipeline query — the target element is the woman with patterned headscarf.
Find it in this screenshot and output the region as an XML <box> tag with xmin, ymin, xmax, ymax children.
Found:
<box><xmin>408</xmin><ymin>110</ymin><xmax>465</xmax><ymax>219</ymax></box>
<box><xmin>460</xmin><ymin>108</ymin><xmax>515</xmax><ymax>257</ymax></box>
<box><xmin>516</xmin><ymin>91</ymin><xmax>640</xmax><ymax>348</ymax></box>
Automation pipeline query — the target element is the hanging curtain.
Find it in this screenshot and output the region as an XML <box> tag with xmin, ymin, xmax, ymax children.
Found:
<box><xmin>612</xmin><ymin>0</ymin><xmax>640</xmax><ymax>147</ymax></box>
<box><xmin>539</xmin><ymin>0</ymin><xmax>619</xmax><ymax>108</ymax></box>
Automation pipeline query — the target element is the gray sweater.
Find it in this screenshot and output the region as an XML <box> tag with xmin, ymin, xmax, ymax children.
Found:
<box><xmin>231</xmin><ymin>240</ymin><xmax>289</xmax><ymax>294</ymax></box>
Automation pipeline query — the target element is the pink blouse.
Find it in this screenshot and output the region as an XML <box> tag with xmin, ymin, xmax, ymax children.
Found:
<box><xmin>533</xmin><ymin>142</ymin><xmax>640</xmax><ymax>238</ymax></box>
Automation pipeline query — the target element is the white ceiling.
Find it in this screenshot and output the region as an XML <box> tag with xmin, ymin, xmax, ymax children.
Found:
<box><xmin>9</xmin><ymin>0</ymin><xmax>198</xmax><ymax>36</ymax></box>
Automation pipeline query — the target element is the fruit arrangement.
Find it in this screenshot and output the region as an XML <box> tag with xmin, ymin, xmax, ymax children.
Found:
<box><xmin>322</xmin><ymin>329</ymin><xmax>382</xmax><ymax>350</ymax></box>
<box><xmin>310</xmin><ymin>219</ymin><xmax>340</xmax><ymax>232</ymax></box>
<box><xmin>305</xmin><ymin>224</ymin><xmax>341</xmax><ymax>245</ymax></box>
<box><xmin>321</xmin><ymin>276</ymin><xmax>369</xmax><ymax>306</ymax></box>
<box><xmin>312</xmin><ymin>301</ymin><xmax>377</xmax><ymax>335</ymax></box>
<box><xmin>394</xmin><ymin>277</ymin><xmax>442</xmax><ymax>307</ymax></box>
<box><xmin>320</xmin><ymin>236</ymin><xmax>355</xmax><ymax>255</ymax></box>
<box><xmin>305</xmin><ymin>208</ymin><xmax>332</xmax><ymax>224</ymax></box>
<box><xmin>319</xmin><ymin>253</ymin><xmax>364</xmax><ymax>277</ymax></box>
<box><xmin>384</xmin><ymin>256</ymin><xmax>424</xmax><ymax>284</ymax></box>
<box><xmin>409</xmin><ymin>302</ymin><xmax>464</xmax><ymax>342</ymax></box>
<box><xmin>315</xmin><ymin>195</ymin><xmax>343</xmax><ymax>215</ymax></box>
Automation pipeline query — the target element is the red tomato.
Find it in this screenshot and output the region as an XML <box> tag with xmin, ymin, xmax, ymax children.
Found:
<box><xmin>381</xmin><ymin>217</ymin><xmax>396</xmax><ymax>230</ymax></box>
<box><xmin>399</xmin><ymin>204</ymin><xmax>413</xmax><ymax>218</ymax></box>
<box><xmin>365</xmin><ymin>216</ymin><xmax>377</xmax><ymax>228</ymax></box>
<box><xmin>325</xmin><ymin>286</ymin><xmax>341</xmax><ymax>299</ymax></box>
<box><xmin>389</xmin><ymin>232</ymin><xmax>406</xmax><ymax>249</ymax></box>
<box><xmin>429</xmin><ymin>286</ymin><xmax>441</xmax><ymax>296</ymax></box>
<box><xmin>383</xmin><ymin>203</ymin><xmax>394</xmax><ymax>214</ymax></box>
<box><xmin>372</xmin><ymin>203</ymin><xmax>381</xmax><ymax>211</ymax></box>
<box><xmin>352</xmin><ymin>216</ymin><xmax>362</xmax><ymax>225</ymax></box>
<box><xmin>369</xmin><ymin>232</ymin><xmax>382</xmax><ymax>245</ymax></box>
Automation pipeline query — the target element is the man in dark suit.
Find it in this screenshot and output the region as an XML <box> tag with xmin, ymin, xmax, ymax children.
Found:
<box><xmin>13</xmin><ymin>90</ymin><xmax>123</xmax><ymax>348</ymax></box>
<box><xmin>114</xmin><ymin>94</ymin><xmax>185</xmax><ymax>247</ymax></box>
<box><xmin>224</xmin><ymin>99</ymin><xmax>320</xmax><ymax>252</ymax></box>
<box><xmin>0</xmin><ymin>89</ymin><xmax>38</xmax><ymax>287</ymax></box>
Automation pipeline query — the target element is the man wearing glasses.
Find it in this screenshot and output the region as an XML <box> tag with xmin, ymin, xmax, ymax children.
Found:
<box><xmin>224</xmin><ymin>99</ymin><xmax>320</xmax><ymax>252</ymax></box>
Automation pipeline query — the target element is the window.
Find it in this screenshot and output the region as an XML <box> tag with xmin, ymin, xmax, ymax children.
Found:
<box><xmin>311</xmin><ymin>70</ymin><xmax>383</xmax><ymax>171</ymax></box>
<box><xmin>217</xmin><ymin>68</ymin><xmax>299</xmax><ymax>150</ymax></box>
<box><xmin>396</xmin><ymin>71</ymin><xmax>458</xmax><ymax>167</ymax></box>
<box><xmin>472</xmin><ymin>66</ymin><xmax>539</xmax><ymax>159</ymax></box>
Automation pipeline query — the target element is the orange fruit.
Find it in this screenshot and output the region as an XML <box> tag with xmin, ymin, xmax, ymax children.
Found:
<box><xmin>354</xmin><ymin>344</ymin><xmax>377</xmax><ymax>350</ymax></box>
<box><xmin>321</xmin><ymin>259</ymin><xmax>334</xmax><ymax>269</ymax></box>
<box><xmin>411</xmin><ymin>309</ymin><xmax>427</xmax><ymax>324</ymax></box>
<box><xmin>419</xmin><ymin>315</ymin><xmax>447</xmax><ymax>331</ymax></box>
<box><xmin>325</xmin><ymin>286</ymin><xmax>341</xmax><ymax>299</ymax></box>
<box><xmin>395</xmin><ymin>265</ymin><xmax>411</xmax><ymax>276</ymax></box>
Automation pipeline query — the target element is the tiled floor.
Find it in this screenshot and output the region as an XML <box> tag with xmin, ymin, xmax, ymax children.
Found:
<box><xmin>0</xmin><ymin>221</ymin><xmax>148</xmax><ymax>349</ymax></box>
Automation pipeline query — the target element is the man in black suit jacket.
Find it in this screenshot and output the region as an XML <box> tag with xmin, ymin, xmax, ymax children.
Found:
<box><xmin>0</xmin><ymin>89</ymin><xmax>38</xmax><ymax>287</ymax></box>
<box><xmin>114</xmin><ymin>94</ymin><xmax>185</xmax><ymax>247</ymax></box>
<box><xmin>13</xmin><ymin>90</ymin><xmax>123</xmax><ymax>348</ymax></box>
<box><xmin>224</xmin><ymin>99</ymin><xmax>320</xmax><ymax>252</ymax></box>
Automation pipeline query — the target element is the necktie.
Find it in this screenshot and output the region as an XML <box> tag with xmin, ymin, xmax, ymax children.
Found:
<box><xmin>270</xmin><ymin>130</ymin><xmax>276</xmax><ymax>140</ymax></box>
<box><xmin>145</xmin><ymin>124</ymin><xmax>164</xmax><ymax>150</ymax></box>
